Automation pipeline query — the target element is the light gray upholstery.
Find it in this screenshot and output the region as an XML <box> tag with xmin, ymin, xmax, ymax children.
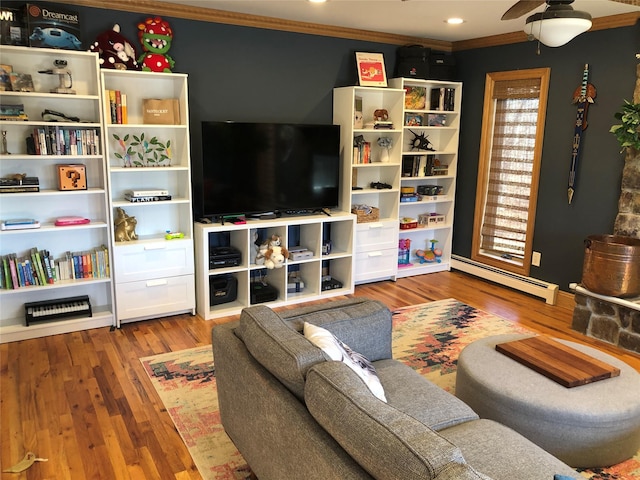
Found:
<box><xmin>305</xmin><ymin>361</ymin><xmax>493</xmax><ymax>480</ymax></box>
<box><xmin>213</xmin><ymin>299</ymin><xmax>580</xmax><ymax>480</ymax></box>
<box><xmin>455</xmin><ymin>334</ymin><xmax>640</xmax><ymax>468</ymax></box>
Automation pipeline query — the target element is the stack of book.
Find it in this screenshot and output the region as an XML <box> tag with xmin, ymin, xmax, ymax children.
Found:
<box><xmin>429</xmin><ymin>88</ymin><xmax>456</xmax><ymax>112</ymax></box>
<box><xmin>105</xmin><ymin>89</ymin><xmax>128</xmax><ymax>124</ymax></box>
<box><xmin>124</xmin><ymin>189</ymin><xmax>171</xmax><ymax>202</ymax></box>
<box><xmin>1</xmin><ymin>218</ymin><xmax>40</xmax><ymax>230</ymax></box>
<box><xmin>0</xmin><ymin>176</ymin><xmax>39</xmax><ymax>193</ymax></box>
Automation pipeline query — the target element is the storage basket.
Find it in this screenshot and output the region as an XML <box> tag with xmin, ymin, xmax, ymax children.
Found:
<box><xmin>352</xmin><ymin>206</ymin><xmax>379</xmax><ymax>223</ymax></box>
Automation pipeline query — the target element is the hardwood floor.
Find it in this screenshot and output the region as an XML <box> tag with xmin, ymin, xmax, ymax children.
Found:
<box><xmin>1</xmin><ymin>271</ymin><xmax>638</xmax><ymax>479</ymax></box>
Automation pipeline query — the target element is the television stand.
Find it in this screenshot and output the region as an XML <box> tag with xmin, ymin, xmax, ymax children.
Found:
<box><xmin>194</xmin><ymin>212</ymin><xmax>355</xmax><ymax>320</ymax></box>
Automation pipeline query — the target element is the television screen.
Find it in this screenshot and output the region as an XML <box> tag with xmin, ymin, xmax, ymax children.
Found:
<box><xmin>199</xmin><ymin>121</ymin><xmax>340</xmax><ymax>219</ymax></box>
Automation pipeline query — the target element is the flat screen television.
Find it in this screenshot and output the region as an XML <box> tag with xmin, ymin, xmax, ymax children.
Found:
<box><xmin>199</xmin><ymin>121</ymin><xmax>341</xmax><ymax>219</ymax></box>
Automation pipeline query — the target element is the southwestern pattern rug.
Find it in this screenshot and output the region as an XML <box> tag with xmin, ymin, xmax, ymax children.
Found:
<box><xmin>140</xmin><ymin>298</ymin><xmax>640</xmax><ymax>480</ymax></box>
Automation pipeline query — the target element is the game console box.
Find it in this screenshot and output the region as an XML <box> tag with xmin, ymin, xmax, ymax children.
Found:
<box><xmin>209</xmin><ymin>246</ymin><xmax>241</xmax><ymax>269</ymax></box>
<box><xmin>250</xmin><ymin>282</ymin><xmax>278</xmax><ymax>304</ymax></box>
<box><xmin>26</xmin><ymin>3</ymin><xmax>83</xmax><ymax>50</ymax></box>
<box><xmin>0</xmin><ymin>7</ymin><xmax>28</xmax><ymax>46</ymax></box>
<box><xmin>209</xmin><ymin>274</ymin><xmax>238</xmax><ymax>306</ymax></box>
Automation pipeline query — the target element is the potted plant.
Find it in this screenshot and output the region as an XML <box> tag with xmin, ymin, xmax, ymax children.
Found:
<box><xmin>610</xmin><ymin>100</ymin><xmax>640</xmax><ymax>152</ymax></box>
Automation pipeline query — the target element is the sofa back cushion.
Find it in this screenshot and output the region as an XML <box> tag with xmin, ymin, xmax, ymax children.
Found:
<box><xmin>305</xmin><ymin>361</ymin><xmax>493</xmax><ymax>480</ymax></box>
<box><xmin>237</xmin><ymin>304</ymin><xmax>325</xmax><ymax>399</ymax></box>
<box><xmin>236</xmin><ymin>299</ymin><xmax>393</xmax><ymax>400</ymax></box>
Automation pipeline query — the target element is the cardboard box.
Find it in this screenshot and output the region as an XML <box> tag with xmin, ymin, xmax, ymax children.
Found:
<box><xmin>0</xmin><ymin>7</ymin><xmax>28</xmax><ymax>46</ymax></box>
<box><xmin>26</xmin><ymin>3</ymin><xmax>82</xmax><ymax>50</ymax></box>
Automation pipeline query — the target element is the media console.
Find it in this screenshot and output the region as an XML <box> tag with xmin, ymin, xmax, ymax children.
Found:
<box><xmin>194</xmin><ymin>212</ymin><xmax>356</xmax><ymax>320</ymax></box>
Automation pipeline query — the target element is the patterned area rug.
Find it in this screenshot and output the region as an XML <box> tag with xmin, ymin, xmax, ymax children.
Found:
<box><xmin>140</xmin><ymin>298</ymin><xmax>640</xmax><ymax>480</ymax></box>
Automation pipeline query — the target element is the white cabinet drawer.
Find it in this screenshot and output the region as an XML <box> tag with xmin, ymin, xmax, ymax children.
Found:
<box><xmin>354</xmin><ymin>248</ymin><xmax>397</xmax><ymax>283</ymax></box>
<box><xmin>356</xmin><ymin>221</ymin><xmax>397</xmax><ymax>251</ymax></box>
<box><xmin>113</xmin><ymin>240</ymin><xmax>194</xmax><ymax>283</ymax></box>
<box><xmin>115</xmin><ymin>274</ymin><xmax>195</xmax><ymax>321</ymax></box>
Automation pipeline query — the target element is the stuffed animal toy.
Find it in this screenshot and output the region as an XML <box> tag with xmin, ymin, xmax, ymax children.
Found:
<box><xmin>137</xmin><ymin>17</ymin><xmax>175</xmax><ymax>72</ymax></box>
<box><xmin>263</xmin><ymin>234</ymin><xmax>289</xmax><ymax>269</ymax></box>
<box><xmin>89</xmin><ymin>24</ymin><xmax>139</xmax><ymax>70</ymax></box>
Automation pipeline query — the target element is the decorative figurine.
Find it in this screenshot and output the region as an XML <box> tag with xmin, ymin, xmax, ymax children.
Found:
<box><xmin>137</xmin><ymin>17</ymin><xmax>175</xmax><ymax>72</ymax></box>
<box><xmin>114</xmin><ymin>207</ymin><xmax>138</xmax><ymax>242</ymax></box>
<box><xmin>1</xmin><ymin>130</ymin><xmax>8</xmax><ymax>154</ymax></box>
<box><xmin>409</xmin><ymin>129</ymin><xmax>435</xmax><ymax>151</ymax></box>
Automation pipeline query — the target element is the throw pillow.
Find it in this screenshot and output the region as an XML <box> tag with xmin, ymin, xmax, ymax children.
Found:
<box><xmin>304</xmin><ymin>321</ymin><xmax>387</xmax><ymax>402</ymax></box>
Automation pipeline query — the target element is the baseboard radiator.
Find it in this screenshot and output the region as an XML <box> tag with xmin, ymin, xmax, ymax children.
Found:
<box><xmin>450</xmin><ymin>255</ymin><xmax>559</xmax><ymax>305</ymax></box>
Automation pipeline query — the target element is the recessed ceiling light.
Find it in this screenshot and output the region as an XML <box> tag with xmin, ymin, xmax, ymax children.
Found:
<box><xmin>308</xmin><ymin>0</ymin><xmax>327</xmax><ymax>3</ymax></box>
<box><xmin>446</xmin><ymin>18</ymin><xmax>465</xmax><ymax>25</ymax></box>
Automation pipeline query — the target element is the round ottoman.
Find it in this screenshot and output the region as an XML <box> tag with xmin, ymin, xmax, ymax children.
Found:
<box><xmin>455</xmin><ymin>334</ymin><xmax>640</xmax><ymax>468</ymax></box>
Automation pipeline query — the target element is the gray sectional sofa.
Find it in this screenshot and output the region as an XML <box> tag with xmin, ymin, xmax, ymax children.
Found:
<box><xmin>212</xmin><ymin>297</ymin><xmax>579</xmax><ymax>480</ymax></box>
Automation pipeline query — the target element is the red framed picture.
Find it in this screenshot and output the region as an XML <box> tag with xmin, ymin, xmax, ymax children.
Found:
<box><xmin>355</xmin><ymin>52</ymin><xmax>387</xmax><ymax>87</ymax></box>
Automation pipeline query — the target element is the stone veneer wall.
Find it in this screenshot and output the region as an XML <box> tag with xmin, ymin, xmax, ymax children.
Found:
<box><xmin>571</xmin><ymin>63</ymin><xmax>640</xmax><ymax>355</ymax></box>
<box><xmin>572</xmin><ymin>294</ymin><xmax>640</xmax><ymax>354</ymax></box>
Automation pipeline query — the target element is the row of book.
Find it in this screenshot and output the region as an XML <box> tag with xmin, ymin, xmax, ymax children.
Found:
<box><xmin>353</xmin><ymin>142</ymin><xmax>372</xmax><ymax>164</ymax></box>
<box><xmin>402</xmin><ymin>155</ymin><xmax>448</xmax><ymax>177</ymax></box>
<box><xmin>430</xmin><ymin>88</ymin><xmax>456</xmax><ymax>112</ymax></box>
<box><xmin>105</xmin><ymin>89</ymin><xmax>128</xmax><ymax>124</ymax></box>
<box><xmin>29</xmin><ymin>126</ymin><xmax>100</xmax><ymax>156</ymax></box>
<box><xmin>1</xmin><ymin>245</ymin><xmax>110</xmax><ymax>289</ymax></box>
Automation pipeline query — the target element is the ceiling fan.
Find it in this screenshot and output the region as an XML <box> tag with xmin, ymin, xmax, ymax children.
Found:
<box><xmin>501</xmin><ymin>0</ymin><xmax>640</xmax><ymax>47</ymax></box>
<box><xmin>501</xmin><ymin>0</ymin><xmax>640</xmax><ymax>21</ymax></box>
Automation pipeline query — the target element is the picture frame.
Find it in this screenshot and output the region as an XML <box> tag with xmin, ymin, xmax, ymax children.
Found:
<box><xmin>355</xmin><ymin>52</ymin><xmax>387</xmax><ymax>87</ymax></box>
<box><xmin>0</xmin><ymin>64</ymin><xmax>13</xmax><ymax>91</ymax></box>
<box><xmin>57</xmin><ymin>164</ymin><xmax>87</xmax><ymax>191</ymax></box>
<box><xmin>8</xmin><ymin>72</ymin><xmax>34</xmax><ymax>92</ymax></box>
<box><xmin>405</xmin><ymin>113</ymin><xmax>424</xmax><ymax>126</ymax></box>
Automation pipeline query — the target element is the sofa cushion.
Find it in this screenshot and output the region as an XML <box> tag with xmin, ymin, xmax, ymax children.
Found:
<box><xmin>237</xmin><ymin>299</ymin><xmax>393</xmax><ymax>400</ymax></box>
<box><xmin>305</xmin><ymin>361</ymin><xmax>493</xmax><ymax>480</ymax></box>
<box><xmin>237</xmin><ymin>304</ymin><xmax>325</xmax><ymax>400</ymax></box>
<box><xmin>304</xmin><ymin>322</ymin><xmax>387</xmax><ymax>402</ymax></box>
<box><xmin>281</xmin><ymin>298</ymin><xmax>393</xmax><ymax>361</ymax></box>
<box><xmin>374</xmin><ymin>359</ymin><xmax>478</xmax><ymax>430</ymax></box>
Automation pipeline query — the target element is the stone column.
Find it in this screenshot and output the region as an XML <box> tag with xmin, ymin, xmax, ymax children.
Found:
<box><xmin>613</xmin><ymin>63</ymin><xmax>640</xmax><ymax>239</ymax></box>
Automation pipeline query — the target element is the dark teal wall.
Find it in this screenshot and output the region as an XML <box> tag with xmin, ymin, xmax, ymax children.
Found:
<box><xmin>454</xmin><ymin>24</ymin><xmax>639</xmax><ymax>292</ymax></box>
<box><xmin>11</xmin><ymin>2</ymin><xmax>637</xmax><ymax>292</ymax></box>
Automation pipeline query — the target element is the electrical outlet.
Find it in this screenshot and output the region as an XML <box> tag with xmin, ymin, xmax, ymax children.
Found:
<box><xmin>532</xmin><ymin>251</ymin><xmax>541</xmax><ymax>267</ymax></box>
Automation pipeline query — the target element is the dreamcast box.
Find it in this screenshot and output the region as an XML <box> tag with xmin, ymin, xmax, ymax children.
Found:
<box><xmin>25</xmin><ymin>3</ymin><xmax>83</xmax><ymax>50</ymax></box>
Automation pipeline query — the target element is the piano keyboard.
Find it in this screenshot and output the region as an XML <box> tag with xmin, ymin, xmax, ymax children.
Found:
<box><xmin>24</xmin><ymin>295</ymin><xmax>92</xmax><ymax>326</ymax></box>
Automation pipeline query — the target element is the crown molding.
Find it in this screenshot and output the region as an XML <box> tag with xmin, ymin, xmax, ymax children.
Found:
<box><xmin>453</xmin><ymin>12</ymin><xmax>640</xmax><ymax>51</ymax></box>
<box><xmin>60</xmin><ymin>0</ymin><xmax>637</xmax><ymax>53</ymax></box>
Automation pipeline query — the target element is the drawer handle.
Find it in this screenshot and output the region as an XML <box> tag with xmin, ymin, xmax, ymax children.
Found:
<box><xmin>146</xmin><ymin>279</ymin><xmax>168</xmax><ymax>287</ymax></box>
<box><xmin>368</xmin><ymin>251</ymin><xmax>383</xmax><ymax>257</ymax></box>
<box><xmin>144</xmin><ymin>244</ymin><xmax>167</xmax><ymax>250</ymax></box>
<box><xmin>368</xmin><ymin>223</ymin><xmax>384</xmax><ymax>229</ymax></box>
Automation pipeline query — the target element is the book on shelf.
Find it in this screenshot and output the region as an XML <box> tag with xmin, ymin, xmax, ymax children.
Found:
<box><xmin>353</xmin><ymin>142</ymin><xmax>371</xmax><ymax>164</ymax></box>
<box><xmin>29</xmin><ymin>126</ymin><xmax>100</xmax><ymax>156</ymax></box>
<box><xmin>105</xmin><ymin>89</ymin><xmax>128</xmax><ymax>124</ymax></box>
<box><xmin>1</xmin><ymin>218</ymin><xmax>40</xmax><ymax>230</ymax></box>
<box><xmin>429</xmin><ymin>88</ymin><xmax>455</xmax><ymax>112</ymax></box>
<box><xmin>124</xmin><ymin>193</ymin><xmax>172</xmax><ymax>202</ymax></box>
<box><xmin>404</xmin><ymin>86</ymin><xmax>427</xmax><ymax>109</ymax></box>
<box><xmin>127</xmin><ymin>189</ymin><xmax>169</xmax><ymax>197</ymax></box>
<box><xmin>0</xmin><ymin>177</ymin><xmax>40</xmax><ymax>193</ymax></box>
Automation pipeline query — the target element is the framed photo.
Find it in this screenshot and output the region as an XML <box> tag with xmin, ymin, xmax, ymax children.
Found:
<box><xmin>0</xmin><ymin>65</ymin><xmax>13</xmax><ymax>91</ymax></box>
<box><xmin>57</xmin><ymin>164</ymin><xmax>87</xmax><ymax>191</ymax></box>
<box><xmin>405</xmin><ymin>113</ymin><xmax>424</xmax><ymax>126</ymax></box>
<box><xmin>9</xmin><ymin>72</ymin><xmax>34</xmax><ymax>92</ymax></box>
<box><xmin>355</xmin><ymin>52</ymin><xmax>387</xmax><ymax>87</ymax></box>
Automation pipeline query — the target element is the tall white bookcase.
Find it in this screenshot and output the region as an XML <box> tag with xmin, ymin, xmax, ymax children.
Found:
<box><xmin>0</xmin><ymin>46</ymin><xmax>114</xmax><ymax>343</ymax></box>
<box><xmin>389</xmin><ymin>78</ymin><xmax>462</xmax><ymax>277</ymax></box>
<box><xmin>333</xmin><ymin>79</ymin><xmax>462</xmax><ymax>283</ymax></box>
<box><xmin>101</xmin><ymin>69</ymin><xmax>195</xmax><ymax>325</ymax></box>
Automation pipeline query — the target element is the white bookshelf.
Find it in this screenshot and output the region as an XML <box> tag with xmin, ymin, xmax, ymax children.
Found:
<box><xmin>0</xmin><ymin>46</ymin><xmax>114</xmax><ymax>343</ymax></box>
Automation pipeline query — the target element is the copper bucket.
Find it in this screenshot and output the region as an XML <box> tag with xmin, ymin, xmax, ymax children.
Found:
<box><xmin>581</xmin><ymin>235</ymin><xmax>640</xmax><ymax>297</ymax></box>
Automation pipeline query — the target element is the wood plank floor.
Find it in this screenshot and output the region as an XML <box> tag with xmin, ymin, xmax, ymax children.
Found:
<box><xmin>1</xmin><ymin>271</ymin><xmax>638</xmax><ymax>479</ymax></box>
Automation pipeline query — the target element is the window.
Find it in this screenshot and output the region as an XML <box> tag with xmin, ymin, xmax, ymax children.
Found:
<box><xmin>472</xmin><ymin>68</ymin><xmax>550</xmax><ymax>276</ymax></box>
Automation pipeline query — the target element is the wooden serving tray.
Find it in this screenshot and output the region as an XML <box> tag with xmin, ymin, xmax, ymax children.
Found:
<box><xmin>495</xmin><ymin>336</ymin><xmax>620</xmax><ymax>388</ymax></box>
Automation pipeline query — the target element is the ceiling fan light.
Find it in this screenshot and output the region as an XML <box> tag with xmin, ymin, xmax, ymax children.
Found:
<box><xmin>524</xmin><ymin>8</ymin><xmax>592</xmax><ymax>47</ymax></box>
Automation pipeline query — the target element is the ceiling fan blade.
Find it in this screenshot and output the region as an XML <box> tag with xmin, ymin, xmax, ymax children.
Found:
<box><xmin>610</xmin><ymin>0</ymin><xmax>640</xmax><ymax>6</ymax></box>
<box><xmin>501</xmin><ymin>0</ymin><xmax>547</xmax><ymax>20</ymax></box>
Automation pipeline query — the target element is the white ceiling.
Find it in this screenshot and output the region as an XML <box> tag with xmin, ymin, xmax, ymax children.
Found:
<box><xmin>169</xmin><ymin>0</ymin><xmax>639</xmax><ymax>42</ymax></box>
